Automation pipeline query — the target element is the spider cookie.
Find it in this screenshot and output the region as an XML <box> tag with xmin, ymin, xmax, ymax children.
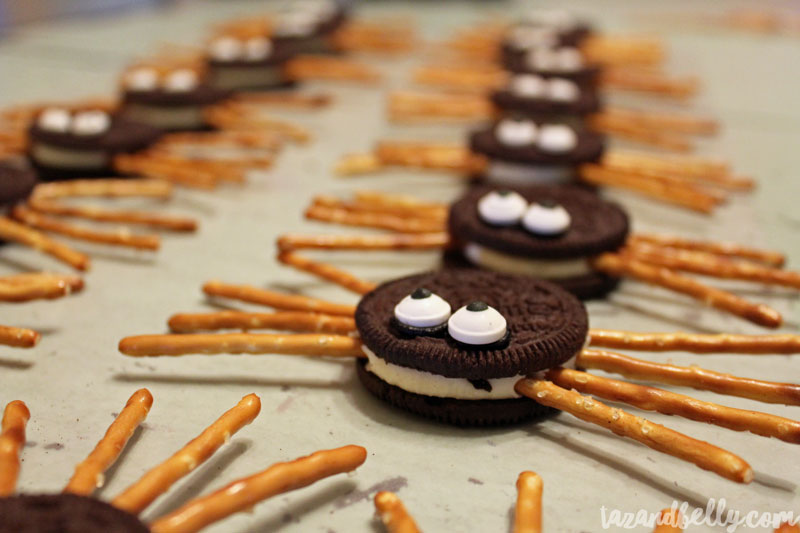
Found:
<box><xmin>354</xmin><ymin>269</ymin><xmax>588</xmax><ymax>426</ymax></box>
<box><xmin>489</xmin><ymin>74</ymin><xmax>601</xmax><ymax>125</ymax></box>
<box><xmin>448</xmin><ymin>185</ymin><xmax>629</xmax><ymax>299</ymax></box>
<box><xmin>503</xmin><ymin>45</ymin><xmax>602</xmax><ymax>88</ymax></box>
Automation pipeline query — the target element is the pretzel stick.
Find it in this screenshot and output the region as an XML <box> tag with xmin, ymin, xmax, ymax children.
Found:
<box><xmin>654</xmin><ymin>508</ymin><xmax>683</xmax><ymax>532</ymax></box>
<box><xmin>64</xmin><ymin>389</ymin><xmax>154</xmax><ymax>496</ymax></box>
<box><xmin>590</xmin><ymin>253</ymin><xmax>783</xmax><ymax>328</ymax></box>
<box><xmin>311</xmin><ymin>194</ymin><xmax>447</xmax><ymax>221</ymax></box>
<box><xmin>628</xmin><ymin>233</ymin><xmax>783</xmax><ymax>267</ymax></box>
<box><xmin>112</xmin><ymin>394</ymin><xmax>261</xmax><ymax>514</ymax></box>
<box><xmin>285</xmin><ymin>55</ymin><xmax>381</xmax><ymax>84</ymax></box>
<box><xmin>336</xmin><ymin>153</ymin><xmax>384</xmax><ymax>175</ymax></box>
<box><xmin>278</xmin><ymin>232</ymin><xmax>451</xmax><ymax>252</ymax></box>
<box><xmin>168</xmin><ymin>310</ymin><xmax>356</xmax><ymax>334</ymax></box>
<box><xmin>588</xmin><ymin>115</ymin><xmax>694</xmax><ymax>152</ymax></box>
<box><xmin>149</xmin><ymin>445</ymin><xmax>367</xmax><ymax>533</ymax></box>
<box><xmin>114</xmin><ymin>154</ymin><xmax>218</xmax><ymax>190</ymax></box>
<box><xmin>203</xmin><ymin>280</ymin><xmax>355</xmax><ymax>316</ymax></box>
<box><xmin>27</xmin><ymin>198</ymin><xmax>197</xmax><ymax>232</ymax></box>
<box><xmin>156</xmin><ymin>130</ymin><xmax>283</xmax><ymax>151</ymax></box>
<box><xmin>0</xmin><ymin>325</ymin><xmax>40</xmax><ymax>348</ymax></box>
<box><xmin>598</xmin><ymin>107</ymin><xmax>718</xmax><ymax>136</ymax></box>
<box><xmin>119</xmin><ymin>333</ymin><xmax>365</xmax><ymax>357</ymax></box>
<box><xmin>278</xmin><ymin>250</ymin><xmax>377</xmax><ymax>295</ymax></box>
<box><xmin>374</xmin><ymin>491</ymin><xmax>421</xmax><ymax>533</ymax></box>
<box><xmin>388</xmin><ymin>91</ymin><xmax>494</xmax><ymax>122</ymax></box>
<box><xmin>577</xmin><ymin>349</ymin><xmax>800</xmax><ymax>406</ymax></box>
<box><xmin>233</xmin><ymin>92</ymin><xmax>332</xmax><ymax>109</ymax></box>
<box><xmin>600</xmin><ymin>68</ymin><xmax>699</xmax><ymax>99</ymax></box>
<box><xmin>354</xmin><ymin>190</ymin><xmax>448</xmax><ymax>212</ymax></box>
<box><xmin>31</xmin><ymin>179</ymin><xmax>173</xmax><ymax>200</ymax></box>
<box><xmin>306</xmin><ymin>205</ymin><xmax>444</xmax><ymax>233</ymax></box>
<box><xmin>603</xmin><ymin>149</ymin><xmax>731</xmax><ymax>179</ymax></box>
<box><xmin>514</xmin><ymin>471</ymin><xmax>543</xmax><ymax>533</ymax></box>
<box><xmin>515</xmin><ymin>379</ymin><xmax>753</xmax><ymax>483</ymax></box>
<box><xmin>581</xmin><ymin>36</ymin><xmax>664</xmax><ymax>66</ymax></box>
<box><xmin>203</xmin><ymin>109</ymin><xmax>310</xmax><ymax>143</ymax></box>
<box><xmin>0</xmin><ymin>400</ymin><xmax>30</xmax><ymax>496</ymax></box>
<box><xmin>0</xmin><ymin>272</ymin><xmax>84</xmax><ymax>303</ymax></box>
<box><xmin>0</xmin><ymin>216</ymin><xmax>90</xmax><ymax>270</ymax></box>
<box><xmin>588</xmin><ymin>329</ymin><xmax>800</xmax><ymax>354</ymax></box>
<box><xmin>376</xmin><ymin>141</ymin><xmax>487</xmax><ymax>174</ymax></box>
<box><xmin>413</xmin><ymin>65</ymin><xmax>507</xmax><ymax>92</ymax></box>
<box><xmin>545</xmin><ymin>368</ymin><xmax>800</xmax><ymax>443</ymax></box>
<box><xmin>11</xmin><ymin>205</ymin><xmax>160</xmax><ymax>251</ymax></box>
<box><xmin>579</xmin><ymin>164</ymin><xmax>718</xmax><ymax>213</ymax></box>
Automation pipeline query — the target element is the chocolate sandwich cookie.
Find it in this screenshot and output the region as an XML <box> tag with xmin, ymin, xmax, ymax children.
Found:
<box><xmin>499</xmin><ymin>14</ymin><xmax>593</xmax><ymax>68</ymax></box>
<box><xmin>502</xmin><ymin>46</ymin><xmax>601</xmax><ymax>88</ymax></box>
<box><xmin>447</xmin><ymin>185</ymin><xmax>629</xmax><ymax>299</ymax></box>
<box><xmin>469</xmin><ymin>117</ymin><xmax>604</xmax><ymax>185</ymax></box>
<box><xmin>0</xmin><ymin>493</ymin><xmax>149</xmax><ymax>533</ymax></box>
<box><xmin>271</xmin><ymin>0</ymin><xmax>348</xmax><ymax>55</ymax></box>
<box><xmin>489</xmin><ymin>73</ymin><xmax>602</xmax><ymax>125</ymax></box>
<box><xmin>206</xmin><ymin>36</ymin><xmax>296</xmax><ymax>92</ymax></box>
<box><xmin>355</xmin><ymin>269</ymin><xmax>588</xmax><ymax>426</ymax></box>
<box><xmin>0</xmin><ymin>161</ymin><xmax>37</xmax><ymax>209</ymax></box>
<box><xmin>27</xmin><ymin>108</ymin><xmax>162</xmax><ymax>181</ymax></box>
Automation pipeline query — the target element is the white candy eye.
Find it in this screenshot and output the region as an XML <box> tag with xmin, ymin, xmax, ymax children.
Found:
<box><xmin>496</xmin><ymin>119</ymin><xmax>537</xmax><ymax>147</ymax></box>
<box><xmin>37</xmin><ymin>108</ymin><xmax>71</xmax><ymax>132</ymax></box>
<box><xmin>394</xmin><ymin>288</ymin><xmax>452</xmax><ymax>328</ymax></box>
<box><xmin>527</xmin><ymin>48</ymin><xmax>559</xmax><ymax>71</ymax></box>
<box><xmin>556</xmin><ymin>48</ymin><xmax>583</xmax><ymax>71</ymax></box>
<box><xmin>478</xmin><ymin>190</ymin><xmax>528</xmax><ymax>226</ymax></box>
<box><xmin>164</xmin><ymin>69</ymin><xmax>198</xmax><ymax>92</ymax></box>
<box><xmin>537</xmin><ymin>124</ymin><xmax>577</xmax><ymax>153</ymax></box>
<box><xmin>125</xmin><ymin>68</ymin><xmax>159</xmax><ymax>91</ymax></box>
<box><xmin>510</xmin><ymin>74</ymin><xmax>547</xmax><ymax>98</ymax></box>
<box><xmin>276</xmin><ymin>12</ymin><xmax>316</xmax><ymax>37</ymax></box>
<box><xmin>244</xmin><ymin>37</ymin><xmax>272</xmax><ymax>61</ymax></box>
<box><xmin>210</xmin><ymin>37</ymin><xmax>243</xmax><ymax>61</ymax></box>
<box><xmin>508</xmin><ymin>26</ymin><xmax>556</xmax><ymax>51</ymax></box>
<box><xmin>547</xmin><ymin>78</ymin><xmax>579</xmax><ymax>102</ymax></box>
<box><xmin>523</xmin><ymin>200</ymin><xmax>571</xmax><ymax>236</ymax></box>
<box><xmin>70</xmin><ymin>111</ymin><xmax>110</xmax><ymax>136</ymax></box>
<box><xmin>448</xmin><ymin>301</ymin><xmax>507</xmax><ymax>346</ymax></box>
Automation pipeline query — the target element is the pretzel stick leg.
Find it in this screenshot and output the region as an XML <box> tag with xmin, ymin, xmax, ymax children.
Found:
<box><xmin>149</xmin><ymin>445</ymin><xmax>367</xmax><ymax>533</ymax></box>
<box><xmin>0</xmin><ymin>272</ymin><xmax>84</xmax><ymax>303</ymax></box>
<box><xmin>167</xmin><ymin>310</ymin><xmax>356</xmax><ymax>334</ymax></box>
<box><xmin>28</xmin><ymin>198</ymin><xmax>197</xmax><ymax>232</ymax></box>
<box><xmin>514</xmin><ymin>471</ymin><xmax>543</xmax><ymax>533</ymax></box>
<box><xmin>278</xmin><ymin>251</ymin><xmax>378</xmax><ymax>295</ymax></box>
<box><xmin>31</xmin><ymin>179</ymin><xmax>173</xmax><ymax>200</ymax></box>
<box><xmin>374</xmin><ymin>491</ymin><xmax>421</xmax><ymax>533</ymax></box>
<box><xmin>515</xmin><ymin>379</ymin><xmax>753</xmax><ymax>483</ymax></box>
<box><xmin>628</xmin><ymin>233</ymin><xmax>784</xmax><ymax>267</ymax></box>
<box><xmin>277</xmin><ymin>232</ymin><xmax>450</xmax><ymax>252</ymax></box>
<box><xmin>0</xmin><ymin>325</ymin><xmax>40</xmax><ymax>348</ymax></box>
<box><xmin>112</xmin><ymin>394</ymin><xmax>261</xmax><ymax>514</ymax></box>
<box><xmin>63</xmin><ymin>389</ymin><xmax>153</xmax><ymax>495</ymax></box>
<box><xmin>0</xmin><ymin>216</ymin><xmax>90</xmax><ymax>271</ymax></box>
<box><xmin>202</xmin><ymin>280</ymin><xmax>356</xmax><ymax>316</ymax></box>
<box><xmin>590</xmin><ymin>253</ymin><xmax>783</xmax><ymax>328</ymax></box>
<box><xmin>305</xmin><ymin>204</ymin><xmax>444</xmax><ymax>233</ymax></box>
<box><xmin>654</xmin><ymin>508</ymin><xmax>683</xmax><ymax>532</ymax></box>
<box><xmin>0</xmin><ymin>401</ymin><xmax>30</xmax><ymax>496</ymax></box>
<box><xmin>587</xmin><ymin>329</ymin><xmax>800</xmax><ymax>354</ymax></box>
<box><xmin>119</xmin><ymin>333</ymin><xmax>365</xmax><ymax>358</ymax></box>
<box><xmin>577</xmin><ymin>349</ymin><xmax>800</xmax><ymax>406</ymax></box>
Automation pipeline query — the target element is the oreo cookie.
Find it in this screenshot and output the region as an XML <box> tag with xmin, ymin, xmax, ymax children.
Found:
<box><xmin>0</xmin><ymin>493</ymin><xmax>149</xmax><ymax>533</ymax></box>
<box><xmin>206</xmin><ymin>38</ymin><xmax>297</xmax><ymax>92</ymax></box>
<box><xmin>447</xmin><ymin>185</ymin><xmax>629</xmax><ymax>299</ymax></box>
<box><xmin>354</xmin><ymin>270</ymin><xmax>588</xmax><ymax>425</ymax></box>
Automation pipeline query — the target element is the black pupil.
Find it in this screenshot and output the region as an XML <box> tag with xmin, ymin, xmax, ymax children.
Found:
<box><xmin>411</xmin><ymin>287</ymin><xmax>431</xmax><ymax>299</ymax></box>
<box><xmin>538</xmin><ymin>199</ymin><xmax>559</xmax><ymax>209</ymax></box>
<box><xmin>497</xmin><ymin>190</ymin><xmax>512</xmax><ymax>197</ymax></box>
<box><xmin>466</xmin><ymin>301</ymin><xmax>489</xmax><ymax>312</ymax></box>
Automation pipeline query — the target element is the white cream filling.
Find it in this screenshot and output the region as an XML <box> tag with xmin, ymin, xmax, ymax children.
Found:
<box><xmin>122</xmin><ymin>104</ymin><xmax>206</xmax><ymax>130</ymax></box>
<box><xmin>486</xmin><ymin>159</ymin><xmax>573</xmax><ymax>185</ymax></box>
<box><xmin>464</xmin><ymin>242</ymin><xmax>592</xmax><ymax>278</ymax></box>
<box><xmin>210</xmin><ymin>66</ymin><xmax>285</xmax><ymax>91</ymax></box>
<box><xmin>30</xmin><ymin>143</ymin><xmax>108</xmax><ymax>169</ymax></box>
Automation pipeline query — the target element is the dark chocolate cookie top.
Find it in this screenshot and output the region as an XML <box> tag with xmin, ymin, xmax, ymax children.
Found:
<box><xmin>0</xmin><ymin>161</ymin><xmax>38</xmax><ymax>207</ymax></box>
<box><xmin>123</xmin><ymin>84</ymin><xmax>232</xmax><ymax>107</ymax></box>
<box><xmin>29</xmin><ymin>115</ymin><xmax>162</xmax><ymax>153</ymax></box>
<box><xmin>489</xmin><ymin>85</ymin><xmax>601</xmax><ymax>118</ymax></box>
<box><xmin>355</xmin><ymin>270</ymin><xmax>588</xmax><ymax>379</ymax></box>
<box><xmin>0</xmin><ymin>493</ymin><xmax>149</xmax><ymax>533</ymax></box>
<box><xmin>448</xmin><ymin>185</ymin><xmax>629</xmax><ymax>259</ymax></box>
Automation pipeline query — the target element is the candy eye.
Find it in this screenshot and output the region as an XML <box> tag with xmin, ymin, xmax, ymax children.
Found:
<box><xmin>394</xmin><ymin>288</ymin><xmax>452</xmax><ymax>333</ymax></box>
<box><xmin>547</xmin><ymin>78</ymin><xmax>579</xmax><ymax>102</ymax></box>
<box><xmin>496</xmin><ymin>118</ymin><xmax>537</xmax><ymax>147</ymax></box>
<box><xmin>37</xmin><ymin>108</ymin><xmax>71</xmax><ymax>132</ymax></box>
<box><xmin>70</xmin><ymin>111</ymin><xmax>110</xmax><ymax>136</ymax></box>
<box><xmin>209</xmin><ymin>37</ymin><xmax>243</xmax><ymax>61</ymax></box>
<box><xmin>510</xmin><ymin>74</ymin><xmax>547</xmax><ymax>98</ymax></box>
<box><xmin>522</xmin><ymin>200</ymin><xmax>571</xmax><ymax>236</ymax></box>
<box><xmin>555</xmin><ymin>48</ymin><xmax>583</xmax><ymax>71</ymax></box>
<box><xmin>244</xmin><ymin>37</ymin><xmax>272</xmax><ymax>61</ymax></box>
<box><xmin>478</xmin><ymin>190</ymin><xmax>528</xmax><ymax>226</ymax></box>
<box><xmin>527</xmin><ymin>48</ymin><xmax>559</xmax><ymax>71</ymax></box>
<box><xmin>125</xmin><ymin>68</ymin><xmax>159</xmax><ymax>91</ymax></box>
<box><xmin>508</xmin><ymin>26</ymin><xmax>556</xmax><ymax>51</ymax></box>
<box><xmin>448</xmin><ymin>301</ymin><xmax>508</xmax><ymax>346</ymax></box>
<box><xmin>163</xmin><ymin>69</ymin><xmax>198</xmax><ymax>92</ymax></box>
<box><xmin>537</xmin><ymin>124</ymin><xmax>577</xmax><ymax>153</ymax></box>
<box><xmin>275</xmin><ymin>12</ymin><xmax>316</xmax><ymax>37</ymax></box>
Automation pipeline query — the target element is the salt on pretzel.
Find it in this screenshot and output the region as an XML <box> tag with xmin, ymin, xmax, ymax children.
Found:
<box><xmin>0</xmin><ymin>325</ymin><xmax>40</xmax><ymax>348</ymax></box>
<box><xmin>515</xmin><ymin>379</ymin><xmax>753</xmax><ymax>483</ymax></box>
<box><xmin>587</xmin><ymin>329</ymin><xmax>800</xmax><ymax>354</ymax></box>
<box><xmin>577</xmin><ymin>349</ymin><xmax>800</xmax><ymax>406</ymax></box>
<box><xmin>278</xmin><ymin>250</ymin><xmax>378</xmax><ymax>295</ymax></box>
<box><xmin>590</xmin><ymin>253</ymin><xmax>783</xmax><ymax>328</ymax></box>
<box><xmin>545</xmin><ymin>368</ymin><xmax>800</xmax><ymax>444</ymax></box>
<box><xmin>310</xmin><ymin>194</ymin><xmax>447</xmax><ymax>221</ymax></box>
<box><xmin>375</xmin><ymin>140</ymin><xmax>487</xmax><ymax>174</ymax></box>
<box><xmin>149</xmin><ymin>445</ymin><xmax>367</xmax><ymax>533</ymax></box>
<box><xmin>653</xmin><ymin>508</ymin><xmax>683</xmax><ymax>532</ymax></box>
<box><xmin>277</xmin><ymin>232</ymin><xmax>451</xmax><ymax>252</ymax></box>
<box><xmin>0</xmin><ymin>400</ymin><xmax>30</xmax><ymax>496</ymax></box>
<box><xmin>374</xmin><ymin>491</ymin><xmax>421</xmax><ymax>533</ymax></box>
<box><xmin>388</xmin><ymin>91</ymin><xmax>494</xmax><ymax>122</ymax></box>
<box><xmin>11</xmin><ymin>205</ymin><xmax>160</xmax><ymax>250</ymax></box>
<box><xmin>513</xmin><ymin>471</ymin><xmax>543</xmax><ymax>533</ymax></box>
<box><xmin>628</xmin><ymin>233</ymin><xmax>783</xmax><ymax>267</ymax></box>
<box><xmin>114</xmin><ymin>154</ymin><xmax>218</xmax><ymax>190</ymax></box>
<box><xmin>305</xmin><ymin>204</ymin><xmax>445</xmax><ymax>234</ymax></box>
<box><xmin>64</xmin><ymin>389</ymin><xmax>153</xmax><ymax>496</ymax></box>
<box><xmin>354</xmin><ymin>190</ymin><xmax>448</xmax><ymax>213</ymax></box>
<box><xmin>30</xmin><ymin>178</ymin><xmax>172</xmax><ymax>200</ymax></box>
<box><xmin>285</xmin><ymin>55</ymin><xmax>381</xmax><ymax>84</ymax></box>
<box><xmin>168</xmin><ymin>310</ymin><xmax>356</xmax><ymax>335</ymax></box>
<box><xmin>202</xmin><ymin>108</ymin><xmax>310</xmax><ymax>144</ymax></box>
<box><xmin>0</xmin><ymin>216</ymin><xmax>90</xmax><ymax>270</ymax></box>
<box><xmin>112</xmin><ymin>393</ymin><xmax>261</xmax><ymax>514</ymax></box>
<box><xmin>119</xmin><ymin>332</ymin><xmax>365</xmax><ymax>358</ymax></box>
<box><xmin>202</xmin><ymin>280</ymin><xmax>356</xmax><ymax>316</ymax></box>
<box><xmin>0</xmin><ymin>272</ymin><xmax>84</xmax><ymax>303</ymax></box>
